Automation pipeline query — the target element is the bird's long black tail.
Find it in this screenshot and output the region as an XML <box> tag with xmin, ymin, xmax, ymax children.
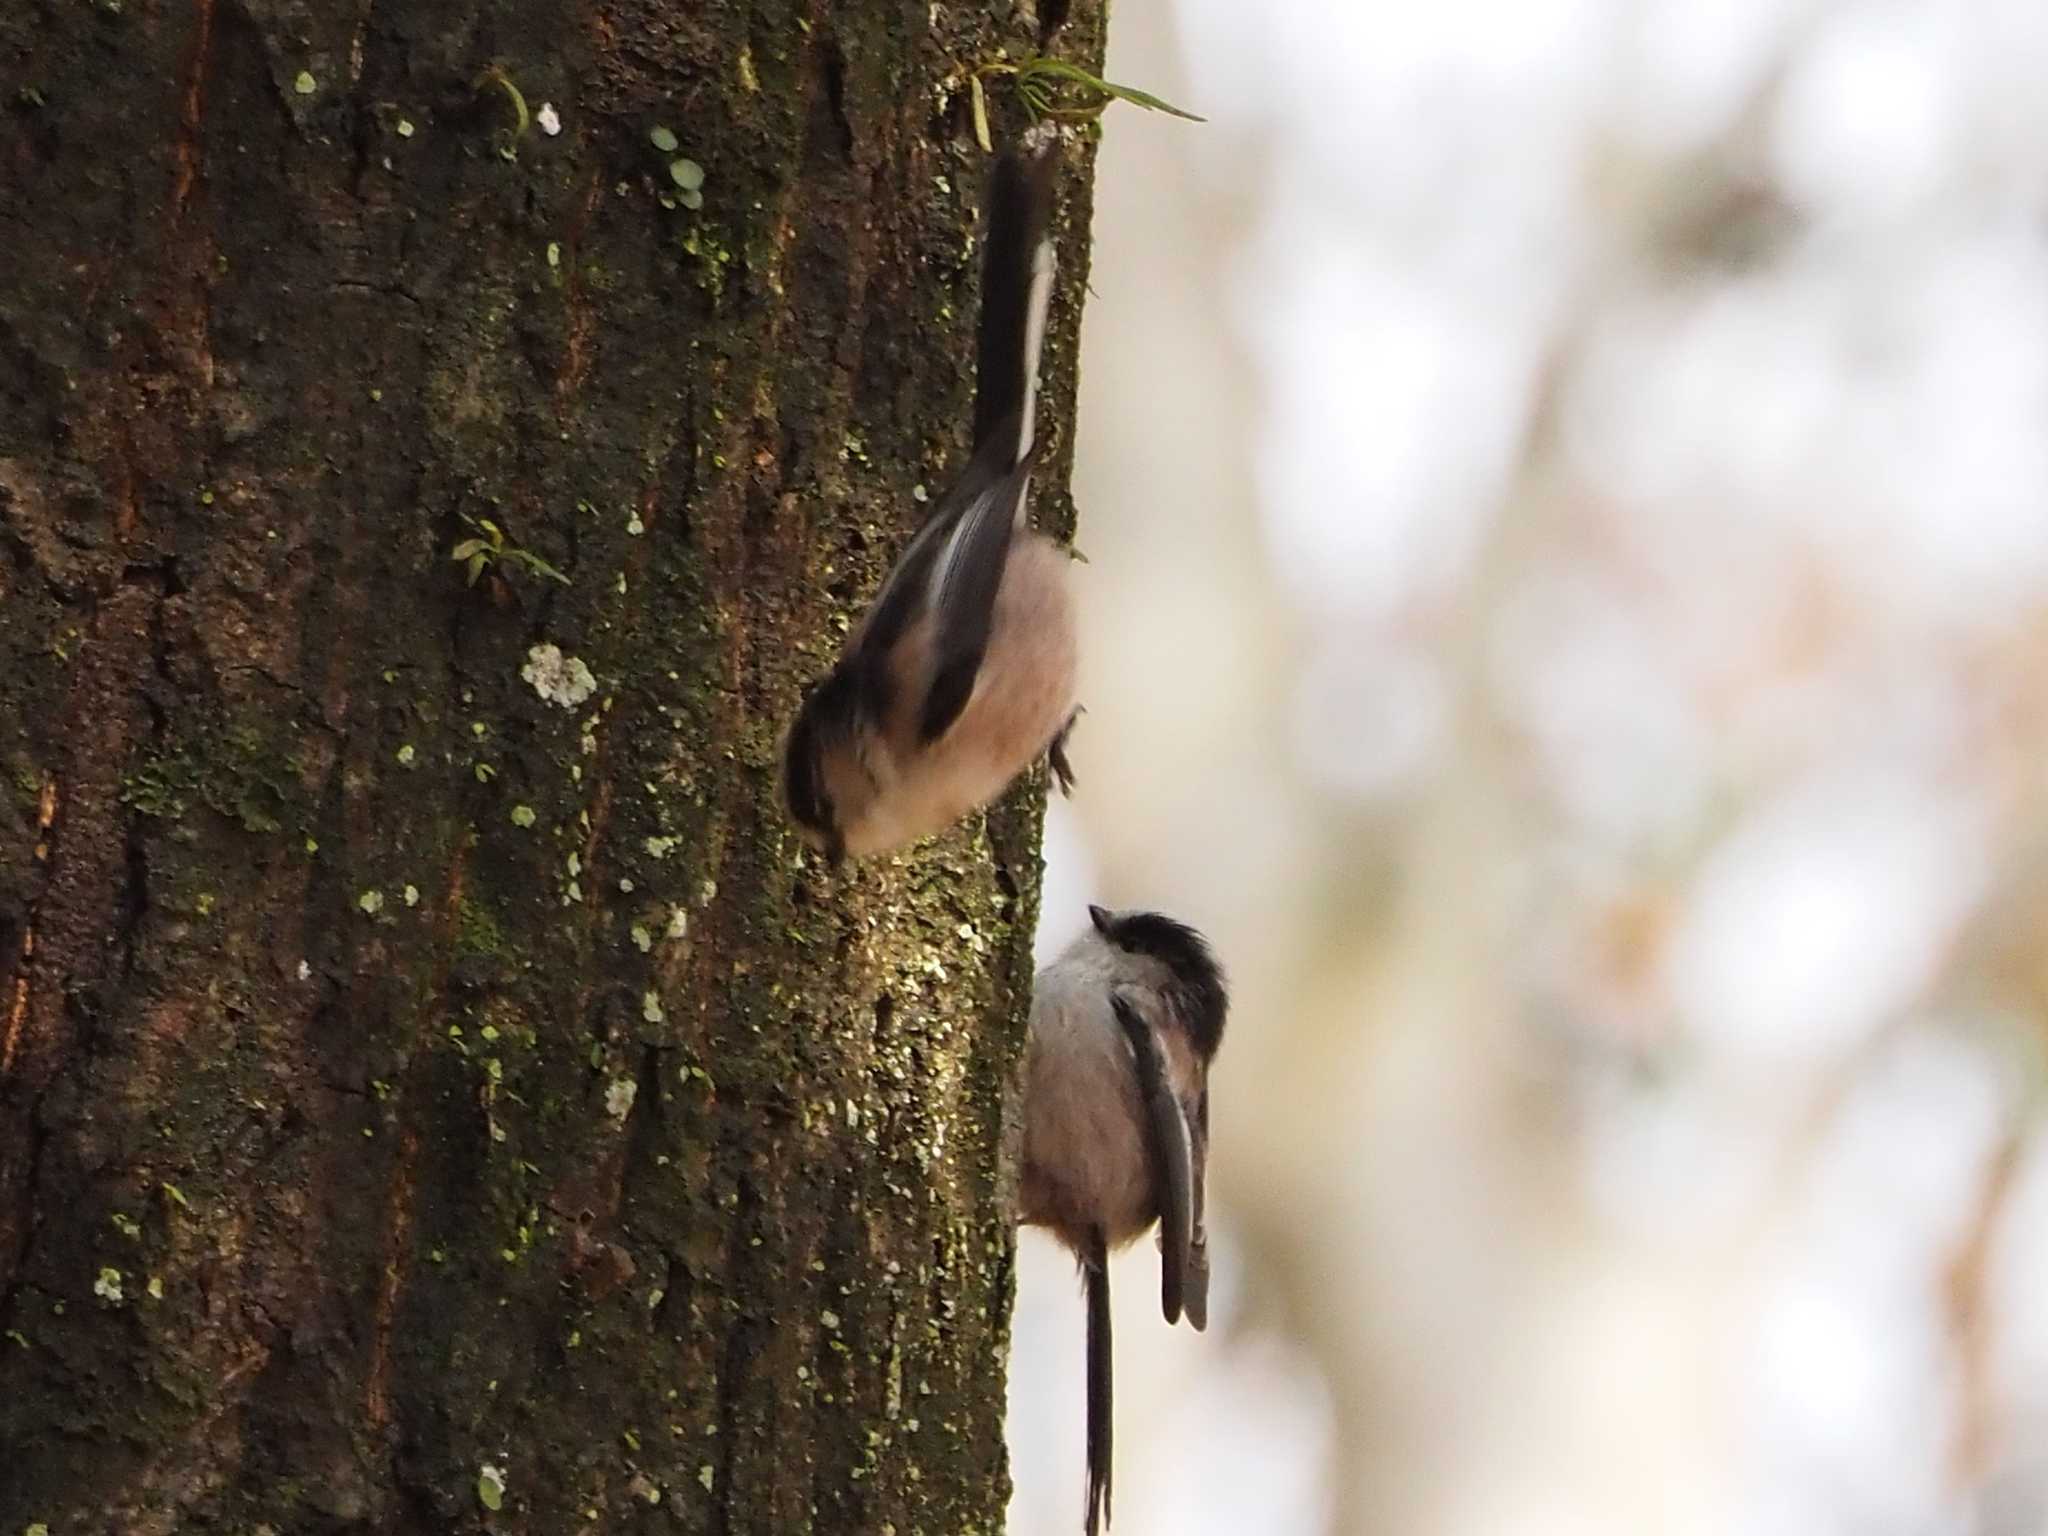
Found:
<box><xmin>1084</xmin><ymin>1227</ymin><xmax>1113</xmax><ymax>1535</ymax></box>
<box><xmin>974</xmin><ymin>128</ymin><xmax>1060</xmax><ymax>464</ymax></box>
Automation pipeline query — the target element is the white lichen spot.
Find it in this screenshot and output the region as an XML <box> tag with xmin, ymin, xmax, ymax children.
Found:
<box><xmin>395</xmin><ymin>117</ymin><xmax>415</xmax><ymax>138</ymax></box>
<box><xmin>546</xmin><ymin>241</ymin><xmax>561</xmax><ymax>269</ymax></box>
<box><xmin>911</xmin><ymin>484</ymin><xmax>929</xmax><ymax>504</ymax></box>
<box><xmin>93</xmin><ymin>1267</ymin><xmax>123</xmax><ymax>1303</ymax></box>
<box><xmin>698</xmin><ymin>878</ymin><xmax>718</xmax><ymax>906</ymax></box>
<box><xmin>644</xmin><ymin>835</ymin><xmax>677</xmax><ymax>860</ymax></box>
<box><xmin>626</xmin><ymin>512</ymin><xmax>645</xmax><ymax>536</ymax></box>
<box><xmin>296</xmin><ymin>959</ymin><xmax>311</xmax><ymax>981</ymax></box>
<box><xmin>642</xmin><ymin>991</ymin><xmax>665</xmax><ymax>1024</ymax></box>
<box><xmin>403</xmin><ymin>885</ymin><xmax>420</xmax><ymax>908</ymax></box>
<box><xmin>293</xmin><ymin>70</ymin><xmax>317</xmax><ymax>95</ymax></box>
<box><xmin>565</xmin><ymin>881</ymin><xmax>583</xmax><ymax>904</ymax></box>
<box><xmin>618</xmin><ymin>877</ymin><xmax>635</xmax><ymax>894</ymax></box>
<box><xmin>567</xmin><ymin>852</ymin><xmax>582</xmax><ymax>877</ymax></box>
<box><xmin>666</xmin><ymin>907</ymin><xmax>688</xmax><ymax>940</ymax></box>
<box><xmin>358</xmin><ymin>889</ymin><xmax>384</xmax><ymax>915</ymax></box>
<box><xmin>605</xmin><ymin>1077</ymin><xmax>637</xmax><ymax>1120</ymax></box>
<box><xmin>510</xmin><ymin>804</ymin><xmax>537</xmax><ymax>828</ymax></box>
<box><xmin>521</xmin><ymin>643</ymin><xmax>597</xmax><ymax>708</ymax></box>
<box><xmin>699</xmin><ymin>1465</ymin><xmax>715</xmax><ymax>1493</ymax></box>
<box><xmin>147</xmin><ymin>1275</ymin><xmax>164</xmax><ymax>1301</ymax></box>
<box><xmin>821</xmin><ymin>1310</ymin><xmax>840</xmax><ymax>1330</ymax></box>
<box><xmin>536</xmin><ymin>101</ymin><xmax>561</xmax><ymax>136</ymax></box>
<box><xmin>630</xmin><ymin>924</ymin><xmax>653</xmax><ymax>953</ymax></box>
<box><xmin>395</xmin><ymin>743</ymin><xmax>416</xmax><ymax>767</ymax></box>
<box><xmin>580</xmin><ymin>732</ymin><xmax>597</xmax><ymax>755</ymax></box>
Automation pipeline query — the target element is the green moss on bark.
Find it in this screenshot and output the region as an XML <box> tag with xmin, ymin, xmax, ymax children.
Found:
<box><xmin>0</xmin><ymin>0</ymin><xmax>1103</xmax><ymax>1530</ymax></box>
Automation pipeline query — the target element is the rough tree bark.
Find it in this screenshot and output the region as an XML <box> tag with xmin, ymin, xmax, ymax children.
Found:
<box><xmin>0</xmin><ymin>0</ymin><xmax>1098</xmax><ymax>1530</ymax></box>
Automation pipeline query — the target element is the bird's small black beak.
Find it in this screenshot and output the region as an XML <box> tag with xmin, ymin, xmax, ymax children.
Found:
<box><xmin>1087</xmin><ymin>903</ymin><xmax>1111</xmax><ymax>933</ymax></box>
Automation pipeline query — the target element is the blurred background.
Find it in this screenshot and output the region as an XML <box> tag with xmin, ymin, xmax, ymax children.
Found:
<box><xmin>1004</xmin><ymin>1</ymin><xmax>2048</xmax><ymax>1532</ymax></box>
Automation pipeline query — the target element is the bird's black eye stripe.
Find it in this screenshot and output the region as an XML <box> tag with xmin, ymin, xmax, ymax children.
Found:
<box><xmin>785</xmin><ymin>667</ymin><xmax>869</xmax><ymax>842</ymax></box>
<box><xmin>783</xmin><ymin>709</ymin><xmax>834</xmax><ymax>836</ymax></box>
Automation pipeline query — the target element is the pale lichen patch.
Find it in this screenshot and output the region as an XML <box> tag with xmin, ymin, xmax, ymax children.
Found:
<box><xmin>521</xmin><ymin>643</ymin><xmax>597</xmax><ymax>708</ymax></box>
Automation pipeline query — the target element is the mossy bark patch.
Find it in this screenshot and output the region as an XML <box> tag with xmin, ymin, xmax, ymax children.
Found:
<box><xmin>0</xmin><ymin>0</ymin><xmax>1104</xmax><ymax>1530</ymax></box>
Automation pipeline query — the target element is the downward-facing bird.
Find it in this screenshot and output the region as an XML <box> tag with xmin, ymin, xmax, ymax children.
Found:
<box><xmin>781</xmin><ymin>130</ymin><xmax>1079</xmax><ymax>861</ymax></box>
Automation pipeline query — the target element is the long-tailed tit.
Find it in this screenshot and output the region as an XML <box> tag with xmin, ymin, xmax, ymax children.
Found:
<box><xmin>1020</xmin><ymin>905</ymin><xmax>1228</xmax><ymax>1534</ymax></box>
<box><xmin>781</xmin><ymin>131</ymin><xmax>1079</xmax><ymax>861</ymax></box>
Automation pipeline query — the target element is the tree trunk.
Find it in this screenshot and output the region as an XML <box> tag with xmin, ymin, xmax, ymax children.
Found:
<box><xmin>0</xmin><ymin>1</ymin><xmax>1097</xmax><ymax>1530</ymax></box>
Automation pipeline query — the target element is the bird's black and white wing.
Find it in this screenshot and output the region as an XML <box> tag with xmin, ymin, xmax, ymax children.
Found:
<box><xmin>1111</xmin><ymin>992</ymin><xmax>1195</xmax><ymax>1327</ymax></box>
<box><xmin>914</xmin><ymin>437</ymin><xmax>1039</xmax><ymax>741</ymax></box>
<box><xmin>1184</xmin><ymin>1086</ymin><xmax>1211</xmax><ymax>1332</ymax></box>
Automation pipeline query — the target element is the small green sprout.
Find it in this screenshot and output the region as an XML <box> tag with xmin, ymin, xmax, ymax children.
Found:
<box><xmin>450</xmin><ymin>515</ymin><xmax>570</xmax><ymax>588</ymax></box>
<box><xmin>966</xmin><ymin>56</ymin><xmax>1203</xmax><ymax>149</ymax></box>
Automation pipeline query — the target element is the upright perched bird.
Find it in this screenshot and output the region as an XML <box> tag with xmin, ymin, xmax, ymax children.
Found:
<box><xmin>780</xmin><ymin>132</ymin><xmax>1080</xmax><ymax>862</ymax></box>
<box><xmin>1021</xmin><ymin>905</ymin><xmax>1229</xmax><ymax>1535</ymax></box>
